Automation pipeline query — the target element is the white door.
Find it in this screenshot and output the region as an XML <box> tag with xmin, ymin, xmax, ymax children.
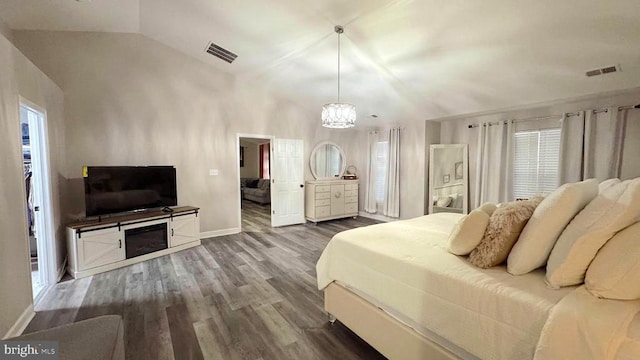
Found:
<box><xmin>271</xmin><ymin>138</ymin><xmax>305</xmax><ymax>227</ymax></box>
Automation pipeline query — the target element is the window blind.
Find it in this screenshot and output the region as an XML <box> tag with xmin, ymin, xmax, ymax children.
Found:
<box><xmin>513</xmin><ymin>128</ymin><xmax>560</xmax><ymax>199</ymax></box>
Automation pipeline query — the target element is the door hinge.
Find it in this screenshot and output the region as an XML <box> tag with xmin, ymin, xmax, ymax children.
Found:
<box><xmin>34</xmin><ymin>206</ymin><xmax>40</xmax><ymax>212</ymax></box>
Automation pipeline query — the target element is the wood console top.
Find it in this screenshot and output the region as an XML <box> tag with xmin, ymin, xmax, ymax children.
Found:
<box><xmin>68</xmin><ymin>206</ymin><xmax>199</xmax><ymax>229</ymax></box>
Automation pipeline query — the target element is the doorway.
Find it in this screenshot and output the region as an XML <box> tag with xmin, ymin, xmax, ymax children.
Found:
<box><xmin>238</xmin><ymin>135</ymin><xmax>273</xmax><ymax>231</ymax></box>
<box><xmin>20</xmin><ymin>100</ymin><xmax>55</xmax><ymax>301</ymax></box>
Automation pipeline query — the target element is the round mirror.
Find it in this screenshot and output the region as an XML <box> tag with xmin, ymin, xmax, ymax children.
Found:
<box><xmin>310</xmin><ymin>141</ymin><xmax>346</xmax><ymax>179</ymax></box>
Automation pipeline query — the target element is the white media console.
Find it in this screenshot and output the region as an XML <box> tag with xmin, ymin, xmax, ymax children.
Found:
<box><xmin>67</xmin><ymin>206</ymin><xmax>200</xmax><ymax>278</ymax></box>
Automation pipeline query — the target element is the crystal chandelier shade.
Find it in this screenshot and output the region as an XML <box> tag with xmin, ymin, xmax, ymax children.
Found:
<box><xmin>322</xmin><ymin>103</ymin><xmax>356</xmax><ymax>128</ymax></box>
<box><xmin>322</xmin><ymin>25</ymin><xmax>356</xmax><ymax>129</ymax></box>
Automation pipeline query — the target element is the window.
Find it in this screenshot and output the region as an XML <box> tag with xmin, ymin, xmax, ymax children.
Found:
<box><xmin>374</xmin><ymin>141</ymin><xmax>389</xmax><ymax>205</ymax></box>
<box><xmin>513</xmin><ymin>128</ymin><xmax>561</xmax><ymax>199</ymax></box>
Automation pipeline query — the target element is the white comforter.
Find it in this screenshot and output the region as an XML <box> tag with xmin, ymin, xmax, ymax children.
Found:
<box><xmin>316</xmin><ymin>213</ymin><xmax>640</xmax><ymax>359</ymax></box>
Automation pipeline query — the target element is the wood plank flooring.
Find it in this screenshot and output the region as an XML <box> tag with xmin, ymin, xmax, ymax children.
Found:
<box><xmin>26</xmin><ymin>200</ymin><xmax>385</xmax><ymax>360</ymax></box>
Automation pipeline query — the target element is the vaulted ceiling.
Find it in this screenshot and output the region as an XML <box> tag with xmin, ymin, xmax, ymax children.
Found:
<box><xmin>1</xmin><ymin>0</ymin><xmax>639</xmax><ymax>125</ymax></box>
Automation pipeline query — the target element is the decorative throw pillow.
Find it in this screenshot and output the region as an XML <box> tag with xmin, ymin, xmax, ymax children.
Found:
<box><xmin>585</xmin><ymin>222</ymin><xmax>640</xmax><ymax>300</ymax></box>
<box><xmin>478</xmin><ymin>202</ymin><xmax>497</xmax><ymax>216</ymax></box>
<box><xmin>436</xmin><ymin>197</ymin><xmax>452</xmax><ymax>207</ymax></box>
<box><xmin>546</xmin><ymin>178</ymin><xmax>640</xmax><ymax>288</ymax></box>
<box><xmin>468</xmin><ymin>197</ymin><xmax>543</xmax><ymax>268</ymax></box>
<box><xmin>447</xmin><ymin>209</ymin><xmax>490</xmax><ymax>256</ymax></box>
<box><xmin>599</xmin><ymin>178</ymin><xmax>621</xmax><ymax>193</ymax></box>
<box><xmin>507</xmin><ymin>179</ymin><xmax>598</xmax><ymax>275</ymax></box>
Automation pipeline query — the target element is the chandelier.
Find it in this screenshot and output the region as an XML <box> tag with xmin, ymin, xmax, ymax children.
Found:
<box><xmin>322</xmin><ymin>25</ymin><xmax>356</xmax><ymax>129</ymax></box>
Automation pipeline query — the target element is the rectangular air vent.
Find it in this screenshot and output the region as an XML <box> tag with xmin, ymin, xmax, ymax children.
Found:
<box><xmin>586</xmin><ymin>64</ymin><xmax>620</xmax><ymax>77</ymax></box>
<box><xmin>205</xmin><ymin>42</ymin><xmax>238</xmax><ymax>64</ymax></box>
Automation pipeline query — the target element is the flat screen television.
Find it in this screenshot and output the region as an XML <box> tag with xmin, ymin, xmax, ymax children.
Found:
<box><xmin>84</xmin><ymin>166</ymin><xmax>177</xmax><ymax>217</ymax></box>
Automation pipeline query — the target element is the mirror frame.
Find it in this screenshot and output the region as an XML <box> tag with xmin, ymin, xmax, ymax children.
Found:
<box><xmin>310</xmin><ymin>141</ymin><xmax>347</xmax><ymax>180</ymax></box>
<box><xmin>428</xmin><ymin>144</ymin><xmax>469</xmax><ymax>215</ymax></box>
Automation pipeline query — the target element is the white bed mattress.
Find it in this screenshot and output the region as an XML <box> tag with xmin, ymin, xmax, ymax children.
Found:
<box><xmin>316</xmin><ymin>213</ymin><xmax>576</xmax><ymax>359</ymax></box>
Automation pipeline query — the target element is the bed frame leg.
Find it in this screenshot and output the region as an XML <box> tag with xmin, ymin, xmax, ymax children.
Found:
<box><xmin>328</xmin><ymin>314</ymin><xmax>336</xmax><ymax>324</ymax></box>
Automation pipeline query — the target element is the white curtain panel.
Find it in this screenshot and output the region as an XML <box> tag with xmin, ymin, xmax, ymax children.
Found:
<box><xmin>558</xmin><ymin>111</ymin><xmax>585</xmax><ymax>184</ymax></box>
<box><xmin>560</xmin><ymin>107</ymin><xmax>626</xmax><ymax>184</ymax></box>
<box><xmin>384</xmin><ymin>128</ymin><xmax>401</xmax><ymax>218</ymax></box>
<box><xmin>365</xmin><ymin>131</ymin><xmax>380</xmax><ymax>213</ymax></box>
<box><xmin>474</xmin><ymin>121</ymin><xmax>514</xmax><ymax>208</ymax></box>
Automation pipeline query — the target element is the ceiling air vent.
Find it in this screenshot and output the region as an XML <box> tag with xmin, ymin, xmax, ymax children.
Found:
<box><xmin>586</xmin><ymin>64</ymin><xmax>620</xmax><ymax>77</ymax></box>
<box><xmin>205</xmin><ymin>42</ymin><xmax>238</xmax><ymax>64</ymax></box>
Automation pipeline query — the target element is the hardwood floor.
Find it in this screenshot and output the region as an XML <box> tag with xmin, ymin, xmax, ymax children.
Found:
<box><xmin>26</xmin><ymin>200</ymin><xmax>384</xmax><ymax>360</ymax></box>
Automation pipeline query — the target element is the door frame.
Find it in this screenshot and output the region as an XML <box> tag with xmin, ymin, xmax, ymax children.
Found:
<box><xmin>19</xmin><ymin>96</ymin><xmax>57</xmax><ymax>298</ymax></box>
<box><xmin>236</xmin><ymin>133</ymin><xmax>275</xmax><ymax>229</ymax></box>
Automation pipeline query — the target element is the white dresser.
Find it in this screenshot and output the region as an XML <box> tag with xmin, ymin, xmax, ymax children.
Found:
<box><xmin>305</xmin><ymin>179</ymin><xmax>358</xmax><ymax>223</ymax></box>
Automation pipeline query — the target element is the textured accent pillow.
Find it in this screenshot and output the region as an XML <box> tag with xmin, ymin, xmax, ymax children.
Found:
<box><xmin>507</xmin><ymin>179</ymin><xmax>598</xmax><ymax>275</ymax></box>
<box><xmin>599</xmin><ymin>178</ymin><xmax>621</xmax><ymax>193</ymax></box>
<box><xmin>585</xmin><ymin>222</ymin><xmax>640</xmax><ymax>300</ymax></box>
<box><xmin>468</xmin><ymin>197</ymin><xmax>543</xmax><ymax>268</ymax></box>
<box><xmin>436</xmin><ymin>196</ymin><xmax>452</xmax><ymax>207</ymax></box>
<box><xmin>447</xmin><ymin>209</ymin><xmax>490</xmax><ymax>256</ymax></box>
<box><xmin>478</xmin><ymin>202</ymin><xmax>497</xmax><ymax>216</ymax></box>
<box><xmin>546</xmin><ymin>179</ymin><xmax>640</xmax><ymax>288</ymax></box>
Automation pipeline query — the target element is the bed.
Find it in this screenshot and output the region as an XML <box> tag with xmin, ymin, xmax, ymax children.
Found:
<box><xmin>316</xmin><ymin>213</ymin><xmax>640</xmax><ymax>360</ymax></box>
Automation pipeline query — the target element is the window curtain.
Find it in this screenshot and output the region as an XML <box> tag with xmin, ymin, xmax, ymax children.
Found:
<box><xmin>260</xmin><ymin>144</ymin><xmax>270</xmax><ymax>179</ymax></box>
<box><xmin>559</xmin><ymin>107</ymin><xmax>626</xmax><ymax>183</ymax></box>
<box><xmin>365</xmin><ymin>131</ymin><xmax>380</xmax><ymax>213</ymax></box>
<box><xmin>474</xmin><ymin>121</ymin><xmax>514</xmax><ymax>208</ymax></box>
<box><xmin>384</xmin><ymin>128</ymin><xmax>401</xmax><ymax>218</ymax></box>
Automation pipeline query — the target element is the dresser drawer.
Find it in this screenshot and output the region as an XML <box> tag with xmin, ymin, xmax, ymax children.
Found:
<box><xmin>316</xmin><ymin>199</ymin><xmax>330</xmax><ymax>207</ymax></box>
<box><xmin>345</xmin><ymin>184</ymin><xmax>358</xmax><ymax>191</ymax></box>
<box><xmin>316</xmin><ymin>206</ymin><xmax>331</xmax><ymax>218</ymax></box>
<box><xmin>345</xmin><ymin>203</ymin><xmax>358</xmax><ymax>214</ymax></box>
<box><xmin>316</xmin><ymin>192</ymin><xmax>331</xmax><ymax>200</ymax></box>
<box><xmin>316</xmin><ymin>185</ymin><xmax>331</xmax><ymax>193</ymax></box>
<box><xmin>344</xmin><ymin>190</ymin><xmax>357</xmax><ymax>197</ymax></box>
<box><xmin>345</xmin><ymin>196</ymin><xmax>357</xmax><ymax>204</ymax></box>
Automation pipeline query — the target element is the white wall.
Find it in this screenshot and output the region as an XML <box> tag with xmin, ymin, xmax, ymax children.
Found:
<box><xmin>0</xmin><ymin>32</ymin><xmax>66</xmax><ymax>337</ymax></box>
<box><xmin>12</xmin><ymin>31</ymin><xmax>361</xmax><ymax>233</ymax></box>
<box><xmin>439</xmin><ymin>88</ymin><xmax>640</xmax><ymax>207</ymax></box>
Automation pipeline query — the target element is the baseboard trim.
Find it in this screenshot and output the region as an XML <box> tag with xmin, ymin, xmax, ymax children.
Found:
<box><xmin>3</xmin><ymin>304</ymin><xmax>35</xmax><ymax>339</ymax></box>
<box><xmin>358</xmin><ymin>211</ymin><xmax>397</xmax><ymax>223</ymax></box>
<box><xmin>200</xmin><ymin>227</ymin><xmax>241</xmax><ymax>239</ymax></box>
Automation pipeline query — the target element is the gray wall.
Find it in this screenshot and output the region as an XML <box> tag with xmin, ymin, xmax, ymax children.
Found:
<box><xmin>12</xmin><ymin>31</ymin><xmax>360</xmax><ymax>234</ymax></box>
<box><xmin>239</xmin><ymin>140</ymin><xmax>260</xmax><ymax>178</ymax></box>
<box><xmin>439</xmin><ymin>89</ymin><xmax>640</xmax><ymax>208</ymax></box>
<box><xmin>0</xmin><ymin>33</ymin><xmax>66</xmax><ymax>337</ymax></box>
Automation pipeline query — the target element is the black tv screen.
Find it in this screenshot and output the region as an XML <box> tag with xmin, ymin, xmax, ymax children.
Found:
<box><xmin>84</xmin><ymin>166</ymin><xmax>177</xmax><ymax>217</ymax></box>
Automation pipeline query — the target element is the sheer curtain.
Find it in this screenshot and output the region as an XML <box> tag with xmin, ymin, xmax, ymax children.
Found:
<box><xmin>364</xmin><ymin>131</ymin><xmax>380</xmax><ymax>213</ymax></box>
<box><xmin>474</xmin><ymin>121</ymin><xmax>514</xmax><ymax>208</ymax></box>
<box><xmin>559</xmin><ymin>107</ymin><xmax>626</xmax><ymax>183</ymax></box>
<box><xmin>384</xmin><ymin>127</ymin><xmax>401</xmax><ymax>218</ymax></box>
<box><xmin>364</xmin><ymin>128</ymin><xmax>401</xmax><ymax>217</ymax></box>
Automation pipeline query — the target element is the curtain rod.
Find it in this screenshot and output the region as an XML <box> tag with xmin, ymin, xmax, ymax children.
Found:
<box><xmin>468</xmin><ymin>103</ymin><xmax>640</xmax><ymax>128</ymax></box>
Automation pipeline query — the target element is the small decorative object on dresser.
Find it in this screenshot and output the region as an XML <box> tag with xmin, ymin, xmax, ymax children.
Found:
<box><xmin>343</xmin><ymin>165</ymin><xmax>358</xmax><ymax>180</ymax></box>
<box><xmin>305</xmin><ymin>179</ymin><xmax>358</xmax><ymax>223</ymax></box>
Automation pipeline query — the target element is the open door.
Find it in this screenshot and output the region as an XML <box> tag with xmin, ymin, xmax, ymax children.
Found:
<box><xmin>271</xmin><ymin>138</ymin><xmax>305</xmax><ymax>227</ymax></box>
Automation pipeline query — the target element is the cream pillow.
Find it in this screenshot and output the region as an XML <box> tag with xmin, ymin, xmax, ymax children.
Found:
<box><xmin>447</xmin><ymin>209</ymin><xmax>490</xmax><ymax>255</ymax></box>
<box><xmin>478</xmin><ymin>202</ymin><xmax>497</xmax><ymax>216</ymax></box>
<box><xmin>585</xmin><ymin>222</ymin><xmax>640</xmax><ymax>300</ymax></box>
<box><xmin>507</xmin><ymin>179</ymin><xmax>598</xmax><ymax>275</ymax></box>
<box><xmin>599</xmin><ymin>178</ymin><xmax>621</xmax><ymax>193</ymax></box>
<box><xmin>468</xmin><ymin>197</ymin><xmax>543</xmax><ymax>268</ymax></box>
<box><xmin>546</xmin><ymin>178</ymin><xmax>640</xmax><ymax>288</ymax></box>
